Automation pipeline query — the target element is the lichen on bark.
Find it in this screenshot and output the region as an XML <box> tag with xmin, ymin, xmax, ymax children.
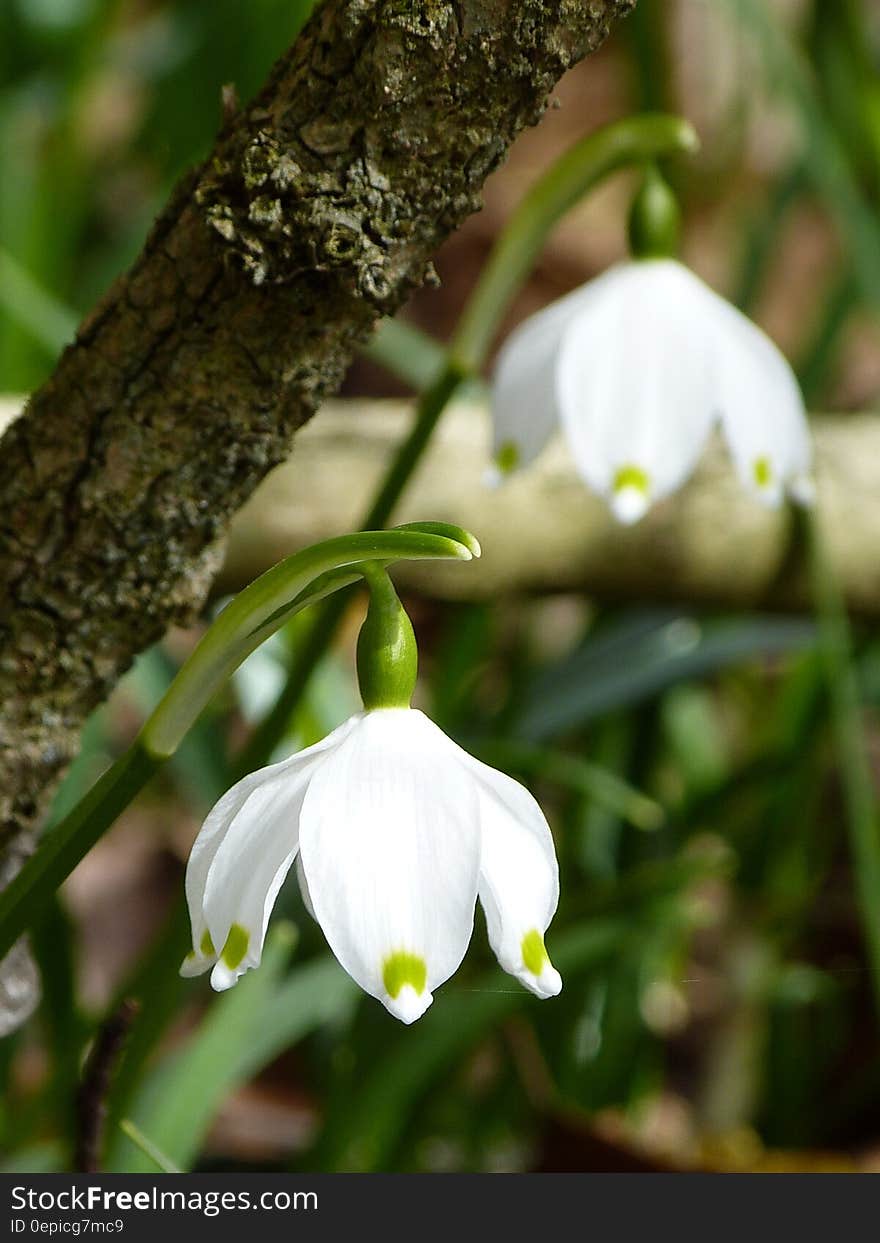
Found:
<box><xmin>0</xmin><ymin>0</ymin><xmax>633</xmax><ymax>1027</ymax></box>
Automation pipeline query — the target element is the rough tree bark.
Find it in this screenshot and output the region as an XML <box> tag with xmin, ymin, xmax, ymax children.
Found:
<box><xmin>0</xmin><ymin>0</ymin><xmax>634</xmax><ymax>1030</ymax></box>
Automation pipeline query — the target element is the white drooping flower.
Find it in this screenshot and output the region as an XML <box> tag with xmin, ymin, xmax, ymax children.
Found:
<box><xmin>181</xmin><ymin>708</ymin><xmax>561</xmax><ymax>1023</ymax></box>
<box><xmin>491</xmin><ymin>258</ymin><xmax>814</xmax><ymax>524</ymax></box>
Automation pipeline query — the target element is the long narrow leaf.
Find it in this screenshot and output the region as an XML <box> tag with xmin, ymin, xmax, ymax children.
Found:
<box><xmin>715</xmin><ymin>0</ymin><xmax>880</xmax><ymax>310</ymax></box>
<box><xmin>107</xmin><ymin>925</ymin><xmax>296</xmax><ymax>1173</ymax></box>
<box><xmin>517</xmin><ymin>613</ymin><xmax>816</xmax><ymax>741</ymax></box>
<box><xmin>319</xmin><ymin>920</ymin><xmax>626</xmax><ymax>1171</ymax></box>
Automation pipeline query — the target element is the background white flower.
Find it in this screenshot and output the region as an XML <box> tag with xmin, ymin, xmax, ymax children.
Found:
<box><xmin>491</xmin><ymin>258</ymin><xmax>814</xmax><ymax>523</ymax></box>
<box><xmin>181</xmin><ymin>708</ymin><xmax>561</xmax><ymax>1023</ymax></box>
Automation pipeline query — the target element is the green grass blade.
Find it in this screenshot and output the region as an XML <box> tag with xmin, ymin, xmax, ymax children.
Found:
<box><xmin>108</xmin><ymin>923</ymin><xmax>296</xmax><ymax>1173</ymax></box>
<box><xmin>715</xmin><ymin>0</ymin><xmax>880</xmax><ymax>311</ymax></box>
<box><xmin>318</xmin><ymin>920</ymin><xmax>626</xmax><ymax>1171</ymax></box>
<box><xmin>517</xmin><ymin>612</ymin><xmax>816</xmax><ymax>741</ymax></box>
<box><xmin>363</xmin><ymin>318</ymin><xmax>447</xmax><ymax>390</ymax></box>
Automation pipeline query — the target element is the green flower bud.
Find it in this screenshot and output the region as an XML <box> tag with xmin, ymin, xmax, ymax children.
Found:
<box><xmin>356</xmin><ymin>565</ymin><xmax>418</xmax><ymax>711</ymax></box>
<box><xmin>627</xmin><ymin>166</ymin><xmax>681</xmax><ymax>260</ymax></box>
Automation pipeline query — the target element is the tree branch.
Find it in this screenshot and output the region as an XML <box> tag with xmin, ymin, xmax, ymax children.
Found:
<box><xmin>0</xmin><ymin>0</ymin><xmax>633</xmax><ymax>1027</ymax></box>
<box><xmin>218</xmin><ymin>398</ymin><xmax>880</xmax><ymax>616</ymax></box>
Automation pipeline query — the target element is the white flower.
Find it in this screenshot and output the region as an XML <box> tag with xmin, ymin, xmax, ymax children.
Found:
<box><xmin>491</xmin><ymin>258</ymin><xmax>814</xmax><ymax>523</ymax></box>
<box><xmin>181</xmin><ymin>708</ymin><xmax>561</xmax><ymax>1023</ymax></box>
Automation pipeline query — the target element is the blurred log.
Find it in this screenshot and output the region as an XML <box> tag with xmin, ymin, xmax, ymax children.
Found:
<box><xmin>219</xmin><ymin>397</ymin><xmax>880</xmax><ymax>616</ymax></box>
<box><xmin>0</xmin><ymin>0</ymin><xmax>632</xmax><ymax>1031</ymax></box>
<box><xmin>6</xmin><ymin>392</ymin><xmax>877</xmax><ymax>616</ymax></box>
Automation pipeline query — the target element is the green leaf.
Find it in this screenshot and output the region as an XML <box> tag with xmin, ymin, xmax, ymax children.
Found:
<box><xmin>0</xmin><ymin>743</ymin><xmax>160</xmax><ymax>965</ymax></box>
<box><xmin>715</xmin><ymin>0</ymin><xmax>880</xmax><ymax>312</ymax></box>
<box><xmin>105</xmin><ymin>899</ymin><xmax>192</xmax><ymax>1136</ymax></box>
<box><xmin>516</xmin><ymin>611</ymin><xmax>816</xmax><ymax>741</ymax></box>
<box><xmin>30</xmin><ymin>895</ymin><xmax>86</xmax><ymax>1149</ymax></box>
<box><xmin>117</xmin><ymin>1121</ymin><xmax>182</xmax><ymax>1175</ymax></box>
<box><xmin>0</xmin><ymin>1143</ymin><xmax>65</xmax><ymax>1174</ymax></box>
<box><xmin>236</xmin><ymin>957</ymin><xmax>359</xmax><ymax>1081</ymax></box>
<box><xmin>469</xmin><ymin>737</ymin><xmax>664</xmax><ymax>831</ymax></box>
<box><xmin>125</xmin><ymin>646</ymin><xmax>231</xmax><ymax>809</ymax></box>
<box><xmin>318</xmin><ymin>920</ymin><xmax>625</xmax><ymax>1171</ymax></box>
<box><xmin>107</xmin><ymin>924</ymin><xmax>297</xmax><ymax>1173</ymax></box>
<box><xmin>0</xmin><ymin>246</ymin><xmax>77</xmax><ymax>356</ymax></box>
<box><xmin>364</xmin><ymin>317</ymin><xmax>447</xmax><ymax>390</ymax></box>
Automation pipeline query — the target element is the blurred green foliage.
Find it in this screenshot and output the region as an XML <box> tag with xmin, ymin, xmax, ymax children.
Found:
<box><xmin>1</xmin><ymin>0</ymin><xmax>880</xmax><ymax>1175</ymax></box>
<box><xmin>0</xmin><ymin>0</ymin><xmax>316</xmax><ymax>389</ymax></box>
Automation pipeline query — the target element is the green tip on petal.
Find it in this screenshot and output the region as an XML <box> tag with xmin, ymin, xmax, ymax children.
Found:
<box><xmin>520</xmin><ymin>929</ymin><xmax>562</xmax><ymax>998</ymax></box>
<box><xmin>613</xmin><ymin>464</ymin><xmax>650</xmax><ymax>496</ymax></box>
<box><xmin>521</xmin><ymin>928</ymin><xmax>550</xmax><ymax>977</ymax></box>
<box><xmin>382</xmin><ymin>950</ymin><xmax>427</xmax><ymax>999</ymax></box>
<box><xmin>611</xmin><ymin>464</ymin><xmax>651</xmax><ymax>524</ymax></box>
<box><xmin>221</xmin><ymin>923</ymin><xmax>250</xmax><ymax>971</ymax></box>
<box><xmin>180</xmin><ymin>928</ymin><xmax>218</xmax><ymax>977</ymax></box>
<box><xmin>753</xmin><ymin>456</ymin><xmax>773</xmax><ymax>489</ymax></box>
<box><xmin>495</xmin><ymin>441</ymin><xmax>521</xmax><ymax>477</ymax></box>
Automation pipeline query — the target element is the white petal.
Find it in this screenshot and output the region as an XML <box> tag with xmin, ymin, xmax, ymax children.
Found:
<box><xmin>181</xmin><ymin>765</ymin><xmax>290</xmax><ymax>980</ymax></box>
<box><xmin>555</xmin><ymin>260</ymin><xmax>717</xmax><ymax>518</ymax></box>
<box><xmin>389</xmin><ymin>984</ymin><xmax>433</xmax><ymax>1024</ymax></box>
<box><xmin>611</xmin><ymin>485</ymin><xmax>650</xmax><ymax>525</ymax></box>
<box><xmin>789</xmin><ymin>473</ymin><xmax>816</xmax><ymax>506</ymax></box>
<box><xmin>298</xmin><ymin>709</ymin><xmax>481</xmax><ymax>1022</ymax></box>
<box><xmin>491</xmin><ymin>282</ymin><xmax>600</xmax><ymax>473</ymax></box>
<box><xmin>180</xmin><ymin>714</ymin><xmax>359</xmax><ymax>985</ymax></box>
<box><xmin>203</xmin><ymin>773</ymin><xmax>306</xmax><ymax>992</ymax></box>
<box><xmin>456</xmin><ymin>751</ymin><xmax>561</xmax><ymax>998</ymax></box>
<box><xmin>706</xmin><ymin>291</ymin><xmax>812</xmax><ymax>504</ymax></box>
<box><xmin>295</xmin><ymin>853</ymin><xmax>316</xmax><ymax>920</ymax></box>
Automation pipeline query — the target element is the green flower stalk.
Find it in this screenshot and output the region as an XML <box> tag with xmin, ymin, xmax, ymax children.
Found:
<box><xmin>244</xmin><ymin>114</ymin><xmax>700</xmax><ymax>771</ymax></box>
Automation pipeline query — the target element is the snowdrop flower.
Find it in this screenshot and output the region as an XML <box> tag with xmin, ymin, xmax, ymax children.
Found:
<box><xmin>181</xmin><ymin>569</ymin><xmax>561</xmax><ymax>1024</ymax></box>
<box><xmin>491</xmin><ymin>178</ymin><xmax>813</xmax><ymax>524</ymax></box>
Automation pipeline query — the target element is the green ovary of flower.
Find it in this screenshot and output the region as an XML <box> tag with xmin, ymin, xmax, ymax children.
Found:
<box><xmin>382</xmin><ymin>951</ymin><xmax>427</xmax><ymax>999</ymax></box>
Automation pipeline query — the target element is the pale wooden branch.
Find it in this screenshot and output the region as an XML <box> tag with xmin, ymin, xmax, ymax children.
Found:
<box><xmin>219</xmin><ymin>397</ymin><xmax>880</xmax><ymax>615</ymax></box>
<box><xmin>7</xmin><ymin>391</ymin><xmax>875</xmax><ymax>614</ymax></box>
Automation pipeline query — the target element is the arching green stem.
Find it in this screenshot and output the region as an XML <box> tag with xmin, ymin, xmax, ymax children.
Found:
<box><xmin>144</xmin><ymin>525</ymin><xmax>475</xmax><ymax>758</ymax></box>
<box><xmin>0</xmin><ymin>746</ymin><xmax>158</xmax><ymax>964</ymax></box>
<box><xmin>0</xmin><ymin>525</ymin><xmax>479</xmax><ymax>960</ymax></box>
<box><xmin>242</xmin><ymin>113</ymin><xmax>698</xmax><ymax>770</ymax></box>
<box><xmin>450</xmin><ymin>113</ymin><xmax>697</xmax><ymax>371</ymax></box>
